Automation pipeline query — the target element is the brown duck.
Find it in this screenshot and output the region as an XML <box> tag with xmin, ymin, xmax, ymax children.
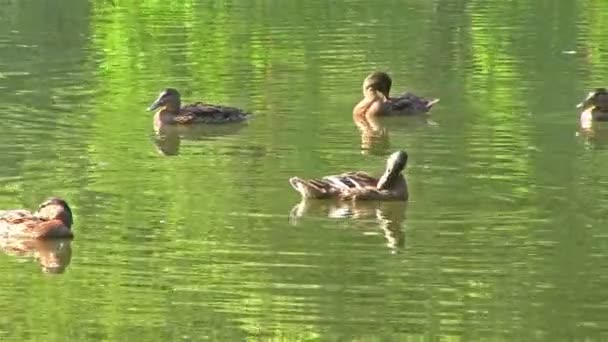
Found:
<box><xmin>289</xmin><ymin>150</ymin><xmax>409</xmax><ymax>201</ymax></box>
<box><xmin>148</xmin><ymin>88</ymin><xmax>250</xmax><ymax>125</ymax></box>
<box><xmin>578</xmin><ymin>88</ymin><xmax>608</xmax><ymax>129</ymax></box>
<box><xmin>0</xmin><ymin>198</ymin><xmax>73</xmax><ymax>239</ymax></box>
<box><xmin>357</xmin><ymin>71</ymin><xmax>439</xmax><ymax>116</ymax></box>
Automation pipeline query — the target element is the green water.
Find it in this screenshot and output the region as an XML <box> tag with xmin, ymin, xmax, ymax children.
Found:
<box><xmin>1</xmin><ymin>0</ymin><xmax>608</xmax><ymax>341</ymax></box>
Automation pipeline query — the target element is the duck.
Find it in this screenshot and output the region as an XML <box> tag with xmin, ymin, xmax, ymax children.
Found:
<box><xmin>0</xmin><ymin>198</ymin><xmax>73</xmax><ymax>239</ymax></box>
<box><xmin>289</xmin><ymin>150</ymin><xmax>409</xmax><ymax>201</ymax></box>
<box><xmin>353</xmin><ymin>79</ymin><xmax>392</xmax><ymax>118</ymax></box>
<box><xmin>361</xmin><ymin>71</ymin><xmax>439</xmax><ymax>116</ymax></box>
<box><xmin>577</xmin><ymin>88</ymin><xmax>608</xmax><ymax>129</ymax></box>
<box><xmin>148</xmin><ymin>88</ymin><xmax>250</xmax><ymax>125</ymax></box>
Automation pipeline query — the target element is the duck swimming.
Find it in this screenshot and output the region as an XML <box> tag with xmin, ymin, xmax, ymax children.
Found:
<box><xmin>353</xmin><ymin>79</ymin><xmax>391</xmax><ymax>118</ymax></box>
<box><xmin>0</xmin><ymin>198</ymin><xmax>73</xmax><ymax>239</ymax></box>
<box><xmin>289</xmin><ymin>150</ymin><xmax>409</xmax><ymax>201</ymax></box>
<box><xmin>577</xmin><ymin>88</ymin><xmax>608</xmax><ymax>129</ymax></box>
<box><xmin>148</xmin><ymin>88</ymin><xmax>250</xmax><ymax>125</ymax></box>
<box><xmin>361</xmin><ymin>71</ymin><xmax>439</xmax><ymax>116</ymax></box>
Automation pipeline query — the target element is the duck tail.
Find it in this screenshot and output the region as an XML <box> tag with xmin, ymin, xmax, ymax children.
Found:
<box><xmin>289</xmin><ymin>177</ymin><xmax>305</xmax><ymax>191</ymax></box>
<box><xmin>426</xmin><ymin>98</ymin><xmax>440</xmax><ymax>109</ymax></box>
<box><xmin>289</xmin><ymin>177</ymin><xmax>326</xmax><ymax>199</ymax></box>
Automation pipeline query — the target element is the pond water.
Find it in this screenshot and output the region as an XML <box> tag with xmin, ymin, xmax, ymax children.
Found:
<box><xmin>0</xmin><ymin>0</ymin><xmax>607</xmax><ymax>341</ymax></box>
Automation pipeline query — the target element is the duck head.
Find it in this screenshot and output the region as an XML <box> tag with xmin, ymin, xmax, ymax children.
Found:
<box><xmin>577</xmin><ymin>88</ymin><xmax>608</xmax><ymax>111</ymax></box>
<box><xmin>148</xmin><ymin>88</ymin><xmax>182</xmax><ymax>112</ymax></box>
<box><xmin>376</xmin><ymin>150</ymin><xmax>408</xmax><ymax>190</ymax></box>
<box><xmin>363</xmin><ymin>71</ymin><xmax>393</xmax><ymax>99</ymax></box>
<box><xmin>35</xmin><ymin>197</ymin><xmax>73</xmax><ymax>228</ymax></box>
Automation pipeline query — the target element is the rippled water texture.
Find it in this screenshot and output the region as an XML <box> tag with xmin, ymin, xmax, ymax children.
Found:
<box><xmin>0</xmin><ymin>0</ymin><xmax>607</xmax><ymax>341</ymax></box>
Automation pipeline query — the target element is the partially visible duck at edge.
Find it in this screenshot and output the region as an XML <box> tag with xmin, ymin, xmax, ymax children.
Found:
<box><xmin>359</xmin><ymin>71</ymin><xmax>439</xmax><ymax>116</ymax></box>
<box><xmin>289</xmin><ymin>150</ymin><xmax>409</xmax><ymax>201</ymax></box>
<box><xmin>0</xmin><ymin>198</ymin><xmax>73</xmax><ymax>239</ymax></box>
<box><xmin>577</xmin><ymin>88</ymin><xmax>608</xmax><ymax>130</ymax></box>
<box><xmin>148</xmin><ymin>88</ymin><xmax>250</xmax><ymax>125</ymax></box>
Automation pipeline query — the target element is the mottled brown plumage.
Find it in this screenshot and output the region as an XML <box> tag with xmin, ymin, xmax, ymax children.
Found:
<box><xmin>353</xmin><ymin>84</ymin><xmax>391</xmax><ymax>118</ymax></box>
<box><xmin>361</xmin><ymin>71</ymin><xmax>439</xmax><ymax>116</ymax></box>
<box><xmin>0</xmin><ymin>198</ymin><xmax>73</xmax><ymax>239</ymax></box>
<box><xmin>148</xmin><ymin>88</ymin><xmax>250</xmax><ymax>125</ymax></box>
<box><xmin>289</xmin><ymin>151</ymin><xmax>409</xmax><ymax>201</ymax></box>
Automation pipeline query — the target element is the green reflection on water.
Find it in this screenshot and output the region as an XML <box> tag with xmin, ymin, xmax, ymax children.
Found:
<box><xmin>0</xmin><ymin>0</ymin><xmax>607</xmax><ymax>341</ymax></box>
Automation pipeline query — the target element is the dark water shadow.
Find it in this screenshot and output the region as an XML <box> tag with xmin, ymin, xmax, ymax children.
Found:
<box><xmin>0</xmin><ymin>238</ymin><xmax>72</xmax><ymax>274</ymax></box>
<box><xmin>289</xmin><ymin>200</ymin><xmax>407</xmax><ymax>253</ymax></box>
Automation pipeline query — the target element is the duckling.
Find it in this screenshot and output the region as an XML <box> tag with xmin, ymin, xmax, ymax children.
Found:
<box><xmin>148</xmin><ymin>88</ymin><xmax>250</xmax><ymax>125</ymax></box>
<box><xmin>577</xmin><ymin>88</ymin><xmax>608</xmax><ymax>129</ymax></box>
<box><xmin>289</xmin><ymin>150</ymin><xmax>409</xmax><ymax>201</ymax></box>
<box><xmin>362</xmin><ymin>71</ymin><xmax>439</xmax><ymax>115</ymax></box>
<box><xmin>0</xmin><ymin>198</ymin><xmax>73</xmax><ymax>239</ymax></box>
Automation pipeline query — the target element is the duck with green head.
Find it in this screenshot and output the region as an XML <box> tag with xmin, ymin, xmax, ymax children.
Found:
<box><xmin>355</xmin><ymin>71</ymin><xmax>439</xmax><ymax>117</ymax></box>
<box><xmin>577</xmin><ymin>88</ymin><xmax>608</xmax><ymax>129</ymax></box>
<box><xmin>148</xmin><ymin>88</ymin><xmax>250</xmax><ymax>125</ymax></box>
<box><xmin>289</xmin><ymin>150</ymin><xmax>409</xmax><ymax>201</ymax></box>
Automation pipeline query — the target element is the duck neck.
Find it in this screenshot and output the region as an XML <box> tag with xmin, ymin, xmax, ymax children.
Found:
<box><xmin>164</xmin><ymin>100</ymin><xmax>181</xmax><ymax>114</ymax></box>
<box><xmin>354</xmin><ymin>90</ymin><xmax>386</xmax><ymax>119</ymax></box>
<box><xmin>377</xmin><ymin>169</ymin><xmax>398</xmax><ymax>190</ymax></box>
<box><xmin>55</xmin><ymin>210</ymin><xmax>73</xmax><ymax>228</ymax></box>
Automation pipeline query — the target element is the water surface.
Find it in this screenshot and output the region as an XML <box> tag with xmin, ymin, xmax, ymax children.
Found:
<box><xmin>0</xmin><ymin>0</ymin><xmax>607</xmax><ymax>341</ymax></box>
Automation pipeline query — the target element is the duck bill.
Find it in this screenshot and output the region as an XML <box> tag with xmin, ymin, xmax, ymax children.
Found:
<box><xmin>376</xmin><ymin>168</ymin><xmax>394</xmax><ymax>190</ymax></box>
<box><xmin>147</xmin><ymin>97</ymin><xmax>163</xmax><ymax>111</ymax></box>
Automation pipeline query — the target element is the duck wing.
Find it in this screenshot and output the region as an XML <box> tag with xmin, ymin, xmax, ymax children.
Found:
<box><xmin>177</xmin><ymin>102</ymin><xmax>250</xmax><ymax>124</ymax></box>
<box><xmin>322</xmin><ymin>171</ymin><xmax>378</xmax><ymax>189</ymax></box>
<box><xmin>0</xmin><ymin>209</ymin><xmax>36</xmax><ymax>224</ymax></box>
<box><xmin>389</xmin><ymin>92</ymin><xmax>439</xmax><ymax>114</ymax></box>
<box><xmin>0</xmin><ymin>210</ymin><xmax>38</xmax><ymax>237</ymax></box>
<box><xmin>289</xmin><ymin>171</ymin><xmax>378</xmax><ymax>199</ymax></box>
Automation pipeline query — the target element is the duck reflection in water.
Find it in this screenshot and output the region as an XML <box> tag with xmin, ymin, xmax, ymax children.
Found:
<box><xmin>0</xmin><ymin>238</ymin><xmax>72</xmax><ymax>274</ymax></box>
<box><xmin>576</xmin><ymin>124</ymin><xmax>608</xmax><ymax>150</ymax></box>
<box><xmin>290</xmin><ymin>200</ymin><xmax>407</xmax><ymax>253</ymax></box>
<box><xmin>354</xmin><ymin>108</ymin><xmax>391</xmax><ymax>156</ymax></box>
<box><xmin>153</xmin><ymin>120</ymin><xmax>248</xmax><ymax>156</ymax></box>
